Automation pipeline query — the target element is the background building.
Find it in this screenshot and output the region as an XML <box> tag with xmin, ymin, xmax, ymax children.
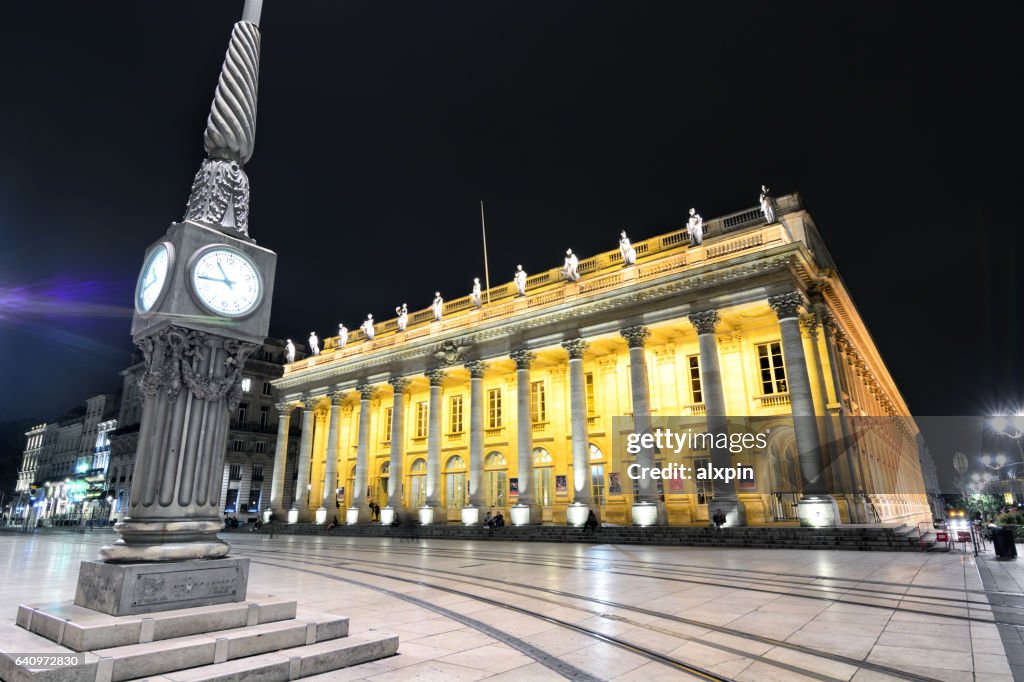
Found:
<box><xmin>274</xmin><ymin>192</ymin><xmax>933</xmax><ymax>527</ymax></box>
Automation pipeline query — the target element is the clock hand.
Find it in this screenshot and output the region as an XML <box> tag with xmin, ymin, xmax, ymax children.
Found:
<box><xmin>216</xmin><ymin>263</ymin><xmax>235</xmax><ymax>289</ymax></box>
<box><xmin>197</xmin><ymin>275</ymin><xmax>230</xmax><ymax>284</ymax></box>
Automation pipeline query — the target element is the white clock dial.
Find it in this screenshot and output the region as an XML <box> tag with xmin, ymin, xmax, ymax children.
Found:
<box><xmin>136</xmin><ymin>243</ymin><xmax>171</xmax><ymax>313</ymax></box>
<box><xmin>190</xmin><ymin>246</ymin><xmax>262</xmax><ymax>317</ymax></box>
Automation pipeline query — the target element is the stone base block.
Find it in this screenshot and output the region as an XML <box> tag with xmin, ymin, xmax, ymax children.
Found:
<box><xmin>510</xmin><ymin>503</ymin><xmax>542</xmax><ymax>526</ymax></box>
<box><xmin>418</xmin><ymin>506</ymin><xmax>446</xmax><ymax>525</ymax></box>
<box><xmin>708</xmin><ymin>497</ymin><xmax>747</xmax><ymax>528</ymax></box>
<box><xmin>566</xmin><ymin>502</ymin><xmax>599</xmax><ymax>527</ymax></box>
<box><xmin>460</xmin><ymin>506</ymin><xmax>480</xmax><ymax>526</ymax></box>
<box><xmin>798</xmin><ymin>496</ymin><xmax>840</xmax><ymax>527</ymax></box>
<box><xmin>74</xmin><ymin>558</ymin><xmax>249</xmax><ymax>617</ymax></box>
<box><xmin>631</xmin><ymin>501</ymin><xmax>667</xmax><ymax>526</ymax></box>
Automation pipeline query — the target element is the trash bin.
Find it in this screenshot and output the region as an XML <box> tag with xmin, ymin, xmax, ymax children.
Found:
<box><xmin>992</xmin><ymin>526</ymin><xmax>1018</xmax><ymax>559</ymax></box>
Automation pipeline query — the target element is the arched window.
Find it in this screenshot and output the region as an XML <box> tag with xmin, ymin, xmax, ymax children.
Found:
<box><xmin>533</xmin><ymin>447</ymin><xmax>553</xmax><ymax>506</ymax></box>
<box><xmin>589</xmin><ymin>443</ymin><xmax>606</xmax><ymax>506</ymax></box>
<box><xmin>372</xmin><ymin>460</ymin><xmax>390</xmax><ymax>508</ymax></box>
<box><xmin>445</xmin><ymin>455</ymin><xmax>468</xmax><ymax>510</ymax></box>
<box><xmin>409</xmin><ymin>458</ymin><xmax>427</xmax><ymax>508</ymax></box>
<box><xmin>484</xmin><ymin>451</ymin><xmax>507</xmax><ymax>508</ymax></box>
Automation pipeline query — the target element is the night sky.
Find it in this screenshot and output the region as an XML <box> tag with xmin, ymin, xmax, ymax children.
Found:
<box><xmin>0</xmin><ymin>1</ymin><xmax>1019</xmax><ymax>424</ymax></box>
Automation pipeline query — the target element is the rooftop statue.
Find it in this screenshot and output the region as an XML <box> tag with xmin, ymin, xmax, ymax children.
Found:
<box><xmin>285</xmin><ymin>338</ymin><xmax>295</xmax><ymax>364</ymax></box>
<box><xmin>432</xmin><ymin>292</ymin><xmax>444</xmax><ymax>321</ymax></box>
<box><xmin>308</xmin><ymin>331</ymin><xmax>320</xmax><ymax>356</ymax></box>
<box><xmin>563</xmin><ymin>249</ymin><xmax>580</xmax><ymax>282</ymax></box>
<box><xmin>360</xmin><ymin>314</ymin><xmax>375</xmax><ymax>341</ymax></box>
<box><xmin>514</xmin><ymin>265</ymin><xmax>527</xmax><ymax>297</ymax></box>
<box><xmin>760</xmin><ymin>185</ymin><xmax>776</xmax><ymax>224</ymax></box>
<box><xmin>687</xmin><ymin>208</ymin><xmax>704</xmax><ymax>246</ymax></box>
<box><xmin>396</xmin><ymin>303</ymin><xmax>409</xmax><ymax>331</ymax></box>
<box><xmin>337</xmin><ymin>324</ymin><xmax>348</xmax><ymax>349</ymax></box>
<box><xmin>471</xmin><ymin>278</ymin><xmax>482</xmax><ymax>308</ymax></box>
<box><xmin>619</xmin><ymin>230</ymin><xmax>637</xmax><ymax>265</ymax></box>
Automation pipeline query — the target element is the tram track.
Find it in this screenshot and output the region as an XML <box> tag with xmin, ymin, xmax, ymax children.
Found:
<box><xmin>238</xmin><ymin>543</ymin><xmax>941</xmax><ymax>681</ymax></box>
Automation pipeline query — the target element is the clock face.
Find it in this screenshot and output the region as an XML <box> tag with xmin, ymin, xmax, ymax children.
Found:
<box><xmin>136</xmin><ymin>243</ymin><xmax>171</xmax><ymax>313</ymax></box>
<box><xmin>190</xmin><ymin>246</ymin><xmax>262</xmax><ymax>318</ymax></box>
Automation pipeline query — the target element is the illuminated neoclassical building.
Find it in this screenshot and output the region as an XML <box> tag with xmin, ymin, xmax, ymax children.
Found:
<box><xmin>271</xmin><ymin>193</ymin><xmax>932</xmax><ymax>527</ymax></box>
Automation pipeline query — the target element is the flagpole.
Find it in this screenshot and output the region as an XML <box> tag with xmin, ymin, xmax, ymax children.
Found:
<box><xmin>480</xmin><ymin>200</ymin><xmax>491</xmax><ymax>304</ymax></box>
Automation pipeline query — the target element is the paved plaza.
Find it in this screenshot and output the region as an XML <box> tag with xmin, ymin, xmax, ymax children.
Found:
<box><xmin>2</xmin><ymin>530</ymin><xmax>1023</xmax><ymax>681</ymax></box>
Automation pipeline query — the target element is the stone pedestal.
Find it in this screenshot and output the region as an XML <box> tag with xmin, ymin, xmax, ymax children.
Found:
<box><xmin>510</xmin><ymin>503</ymin><xmax>542</xmax><ymax>526</ymax></box>
<box><xmin>566</xmin><ymin>502</ymin><xmax>598</xmax><ymax>527</ymax></box>
<box><xmin>631</xmin><ymin>501</ymin><xmax>666</xmax><ymax>526</ymax></box>
<box><xmin>461</xmin><ymin>506</ymin><xmax>481</xmax><ymax>525</ymax></box>
<box><xmin>419</xmin><ymin>506</ymin><xmax>446</xmax><ymax>525</ymax></box>
<box><xmin>75</xmin><ymin>558</ymin><xmax>249</xmax><ymax>617</ymax></box>
<box><xmin>346</xmin><ymin>505</ymin><xmax>370</xmax><ymax>525</ymax></box>
<box><xmin>798</xmin><ymin>495</ymin><xmax>840</xmax><ymax>527</ymax></box>
<box><xmin>709</xmin><ymin>497</ymin><xmax>747</xmax><ymax>528</ymax></box>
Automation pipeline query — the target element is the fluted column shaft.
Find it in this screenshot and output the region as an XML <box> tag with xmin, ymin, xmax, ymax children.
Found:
<box><xmin>292</xmin><ymin>400</ymin><xmax>316</xmax><ymax>516</ymax></box>
<box><xmin>269</xmin><ymin>404</ymin><xmax>291</xmax><ymax>513</ymax></box>
<box><xmin>621</xmin><ymin>326</ymin><xmax>657</xmax><ymax>502</ymax></box>
<box><xmin>351</xmin><ymin>385</ymin><xmax>373</xmax><ymax>518</ymax></box>
<box><xmin>425</xmin><ymin>370</ymin><xmax>444</xmax><ymax>507</ymax></box>
<box><xmin>769</xmin><ymin>293</ymin><xmax>827</xmax><ymax>496</ymax></box>
<box><xmin>467</xmin><ymin>361</ymin><xmax>486</xmax><ymax>507</ymax></box>
<box><xmin>321</xmin><ymin>393</ymin><xmax>343</xmax><ymax>510</ymax></box>
<box><xmin>688</xmin><ymin>312</ymin><xmax>733</xmax><ymax>499</ymax></box>
<box><xmin>511</xmin><ymin>351</ymin><xmax>536</xmax><ymax>506</ymax></box>
<box><xmin>563</xmin><ymin>340</ymin><xmax>592</xmax><ymax>504</ymax></box>
<box><xmin>387</xmin><ymin>378</ymin><xmax>408</xmax><ymax>511</ymax></box>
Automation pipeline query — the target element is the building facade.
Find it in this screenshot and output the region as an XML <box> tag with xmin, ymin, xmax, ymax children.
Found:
<box><xmin>272</xmin><ymin>193</ymin><xmax>932</xmax><ymax>527</ymax></box>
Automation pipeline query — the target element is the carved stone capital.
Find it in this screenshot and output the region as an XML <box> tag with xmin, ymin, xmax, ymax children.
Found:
<box><xmin>274</xmin><ymin>401</ymin><xmax>292</xmax><ymax>414</ymax></box>
<box><xmin>357</xmin><ymin>383</ymin><xmax>375</xmax><ymax>401</ymax></box>
<box><xmin>561</xmin><ymin>338</ymin><xmax>589</xmax><ymax>360</ymax></box>
<box><xmin>768</xmin><ymin>292</ymin><xmax>805</xmax><ymax>320</ymax></box>
<box><xmin>388</xmin><ymin>376</ymin><xmax>410</xmax><ymax>393</ymax></box>
<box><xmin>300</xmin><ymin>397</ymin><xmax>318</xmax><ymax>411</ymax></box>
<box><xmin>329</xmin><ymin>391</ymin><xmax>346</xmax><ymax>406</ymax></box>
<box><xmin>425</xmin><ymin>369</ymin><xmax>446</xmax><ymax>386</ymax></box>
<box><xmin>688</xmin><ymin>310</ymin><xmax>720</xmax><ymax>335</ymax></box>
<box><xmin>464</xmin><ymin>360</ymin><xmax>487</xmax><ymax>379</ymax></box>
<box><xmin>510</xmin><ymin>349</ymin><xmax>535</xmax><ymax>370</ymax></box>
<box><xmin>620</xmin><ymin>325</ymin><xmax>650</xmax><ymax>348</ymax></box>
<box><xmin>799</xmin><ymin>312</ymin><xmax>820</xmax><ymax>335</ymax></box>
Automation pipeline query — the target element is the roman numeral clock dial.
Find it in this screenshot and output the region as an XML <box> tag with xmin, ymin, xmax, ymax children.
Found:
<box><xmin>189</xmin><ymin>245</ymin><xmax>263</xmax><ymax>318</ymax></box>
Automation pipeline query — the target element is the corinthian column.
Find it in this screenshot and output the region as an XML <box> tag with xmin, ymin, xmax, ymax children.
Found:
<box><xmin>510</xmin><ymin>350</ymin><xmax>542</xmax><ymax>525</ymax></box>
<box><xmin>562</xmin><ymin>338</ymin><xmax>596</xmax><ymax>526</ymax></box>
<box><xmin>290</xmin><ymin>398</ymin><xmax>317</xmax><ymax>522</ymax></box>
<box><xmin>269</xmin><ymin>401</ymin><xmax>292</xmax><ymax>516</ymax></box>
<box><xmin>688</xmin><ymin>310</ymin><xmax>746</xmax><ymax>526</ymax></box>
<box><xmin>317</xmin><ymin>392</ymin><xmax>344</xmax><ymax>523</ymax></box>
<box><xmin>348</xmin><ymin>384</ymin><xmax>374</xmax><ymax>524</ymax></box>
<box><xmin>383</xmin><ymin>377</ymin><xmax>409</xmax><ymax>523</ymax></box>
<box><xmin>422</xmin><ymin>369</ymin><xmax>446</xmax><ymax>524</ymax></box>
<box><xmin>620</xmin><ymin>325</ymin><xmax>665</xmax><ymax>525</ymax></box>
<box><xmin>768</xmin><ymin>292</ymin><xmax>838</xmax><ymax>526</ymax></box>
<box><xmin>464</xmin><ymin>360</ymin><xmax>487</xmax><ymax>522</ymax></box>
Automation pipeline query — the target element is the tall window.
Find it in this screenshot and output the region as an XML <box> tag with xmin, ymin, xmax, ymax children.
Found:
<box><xmin>533</xmin><ymin>448</ymin><xmax>554</xmax><ymax>506</ymax></box>
<box><xmin>530</xmin><ymin>381</ymin><xmax>546</xmax><ymax>423</ymax></box>
<box><xmin>449</xmin><ymin>395</ymin><xmax>464</xmax><ymax>433</ymax></box>
<box><xmin>232</xmin><ymin>439</ymin><xmax>245</xmax><ymax>452</ymax></box>
<box><xmin>694</xmin><ymin>456</ymin><xmax>713</xmax><ymax>505</ymax></box>
<box><xmin>445</xmin><ymin>455</ymin><xmax>468</xmax><ymax>510</ymax></box>
<box><xmin>757</xmin><ymin>342</ymin><xmax>787</xmax><ymax>395</ymax></box>
<box><xmin>241</xmin><ymin>377</ymin><xmax>252</xmax><ymax>393</ymax></box>
<box><xmin>252</xmin><ymin>465</ymin><xmax>264</xmax><ymax>480</ymax></box>
<box><xmin>409</xmin><ymin>458</ymin><xmax>427</xmax><ymax>507</ymax></box>
<box><xmin>259</xmin><ymin>406</ymin><xmax>269</xmax><ymax>429</ymax></box>
<box><xmin>484</xmin><ymin>451</ymin><xmax>507</xmax><ymax>508</ymax></box>
<box><xmin>254</xmin><ymin>441</ymin><xmax>267</xmax><ymax>454</ymax></box>
<box><xmin>585</xmin><ymin>372</ymin><xmax>596</xmax><ymax>416</ymax></box>
<box><xmin>415</xmin><ymin>401</ymin><xmax>428</xmax><ymax>438</ymax></box>
<box><xmin>687</xmin><ymin>355</ymin><xmax>703</xmax><ymax>403</ymax></box>
<box><xmin>237</xmin><ymin>402</ymin><xmax>248</xmax><ymax>423</ymax></box>
<box><xmin>262</xmin><ymin>381</ymin><xmax>273</xmax><ymax>396</ymax></box>
<box><xmin>229</xmin><ymin>464</ymin><xmax>242</xmax><ymax>480</ymax></box>
<box><xmin>590</xmin><ymin>443</ymin><xmax>605</xmax><ymax>506</ymax></box>
<box><xmin>383</xmin><ymin>407</ymin><xmax>393</xmax><ymax>442</ymax></box>
<box><xmin>487</xmin><ymin>388</ymin><xmax>502</xmax><ymax>428</ymax></box>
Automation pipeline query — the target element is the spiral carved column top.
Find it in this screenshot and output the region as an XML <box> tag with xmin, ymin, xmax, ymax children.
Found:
<box><xmin>204</xmin><ymin>21</ymin><xmax>260</xmax><ymax>164</ymax></box>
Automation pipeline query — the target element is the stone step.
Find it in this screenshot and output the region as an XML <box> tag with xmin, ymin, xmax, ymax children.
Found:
<box><xmin>145</xmin><ymin>631</ymin><xmax>400</xmax><ymax>682</ymax></box>
<box><xmin>17</xmin><ymin>597</ymin><xmax>297</xmax><ymax>652</ymax></box>
<box><xmin>92</xmin><ymin>613</ymin><xmax>349</xmax><ymax>682</ymax></box>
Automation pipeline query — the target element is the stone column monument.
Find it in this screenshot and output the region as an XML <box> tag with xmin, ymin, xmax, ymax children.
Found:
<box><xmin>463</xmin><ymin>360</ymin><xmax>487</xmax><ymax>524</ymax></box>
<box><xmin>421</xmin><ymin>369</ymin><xmax>446</xmax><ymax>524</ymax></box>
<box><xmin>562</xmin><ymin>338</ymin><xmax>596</xmax><ymax>526</ymax></box>
<box><xmin>510</xmin><ymin>350</ymin><xmax>542</xmax><ymax>524</ymax></box>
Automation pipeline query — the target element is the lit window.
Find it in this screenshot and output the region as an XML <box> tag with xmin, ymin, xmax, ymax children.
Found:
<box><xmin>585</xmin><ymin>372</ymin><xmax>596</xmax><ymax>416</ymax></box>
<box><xmin>449</xmin><ymin>395</ymin><xmax>464</xmax><ymax>433</ymax></box>
<box><xmin>415</xmin><ymin>401</ymin><xmax>428</xmax><ymax>438</ymax></box>
<box><xmin>694</xmin><ymin>457</ymin><xmax>714</xmax><ymax>505</ymax></box>
<box><xmin>487</xmin><ymin>388</ymin><xmax>502</xmax><ymax>428</ymax></box>
<box><xmin>383</xmin><ymin>407</ymin><xmax>393</xmax><ymax>442</ymax></box>
<box><xmin>530</xmin><ymin>381</ymin><xmax>546</xmax><ymax>423</ymax></box>
<box><xmin>241</xmin><ymin>377</ymin><xmax>252</xmax><ymax>393</ymax></box>
<box><xmin>756</xmin><ymin>342</ymin><xmax>787</xmax><ymax>395</ymax></box>
<box><xmin>687</xmin><ymin>355</ymin><xmax>703</xmax><ymax>404</ymax></box>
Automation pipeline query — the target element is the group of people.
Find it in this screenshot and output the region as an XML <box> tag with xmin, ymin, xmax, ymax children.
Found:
<box><xmin>482</xmin><ymin>510</ymin><xmax>506</xmax><ymax>529</ymax></box>
<box><xmin>286</xmin><ymin>188</ymin><xmax>779</xmax><ymax>364</ymax></box>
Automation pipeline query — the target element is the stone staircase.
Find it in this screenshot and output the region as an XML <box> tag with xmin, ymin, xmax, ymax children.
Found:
<box><xmin>3</xmin><ymin>595</ymin><xmax>397</xmax><ymax>681</ymax></box>
<box><xmin>247</xmin><ymin>522</ymin><xmax>933</xmax><ymax>552</ymax></box>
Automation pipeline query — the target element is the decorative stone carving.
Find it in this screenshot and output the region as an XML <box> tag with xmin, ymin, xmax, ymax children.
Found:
<box><xmin>620</xmin><ymin>325</ymin><xmax>651</xmax><ymax>348</ymax></box>
<box><xmin>360</xmin><ymin>315</ymin><xmax>375</xmax><ymax>340</ymax></box>
<box><xmin>388</xmin><ymin>376</ymin><xmax>409</xmax><ymax>393</ymax></box>
<box><xmin>396</xmin><ymin>304</ymin><xmax>409</xmax><ymax>332</ymax></box>
<box><xmin>329</xmin><ymin>391</ymin><xmax>346</xmax><ymax>406</ymax></box>
<box><xmin>688</xmin><ymin>310</ymin><xmax>721</xmax><ymax>335</ymax></box>
<box><xmin>471</xmin><ymin>278</ymin><xmax>482</xmax><ymax>308</ymax></box>
<box><xmin>337</xmin><ymin>324</ymin><xmax>348</xmax><ymax>349</ymax></box>
<box><xmin>759</xmin><ymin>185</ymin><xmax>776</xmax><ymax>224</ymax></box>
<box><xmin>514</xmin><ymin>265</ymin><xmax>527</xmax><ymax>297</ymax></box>
<box><xmin>768</xmin><ymin>292</ymin><xmax>805</xmax><ymax>320</ymax></box>
<box><xmin>300</xmin><ymin>397</ymin><xmax>318</xmax><ymax>411</ymax></box>
<box><xmin>285</xmin><ymin>338</ymin><xmax>295</xmax><ymax>363</ymax></box>
<box><xmin>184</xmin><ymin>160</ymin><xmax>251</xmax><ymax>235</ymax></box>
<box><xmin>357</xmin><ymin>383</ymin><xmax>375</xmax><ymax>400</ymax></box>
<box><xmin>510</xmin><ymin>349</ymin><xmax>535</xmax><ymax>370</ymax></box>
<box><xmin>434</xmin><ymin>340</ymin><xmax>466</xmax><ymax>367</ymax></box>
<box><xmin>799</xmin><ymin>312</ymin><xmax>820</xmax><ymax>335</ymax></box>
<box><xmin>562</xmin><ymin>249</ymin><xmax>580</xmax><ymax>282</ymax></box>
<box><xmin>308</xmin><ymin>332</ymin><xmax>320</xmax><ymax>356</ymax></box>
<box><xmin>431</xmin><ymin>292</ymin><xmax>444</xmax><ymax>321</ymax></box>
<box><xmin>274</xmin><ymin>401</ymin><xmax>291</xmax><ymax>413</ymax></box>
<box><xmin>561</xmin><ymin>338</ymin><xmax>589</xmax><ymax>359</ymax></box>
<box><xmin>425</xmin><ymin>369</ymin><xmax>446</xmax><ymax>386</ymax></box>
<box><xmin>464</xmin><ymin>360</ymin><xmax>487</xmax><ymax>378</ymax></box>
<box><xmin>686</xmin><ymin>208</ymin><xmax>704</xmax><ymax>246</ymax></box>
<box><xmin>619</xmin><ymin>230</ymin><xmax>637</xmax><ymax>265</ymax></box>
